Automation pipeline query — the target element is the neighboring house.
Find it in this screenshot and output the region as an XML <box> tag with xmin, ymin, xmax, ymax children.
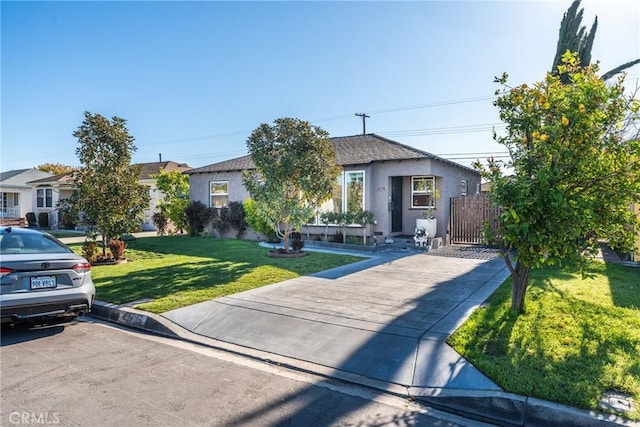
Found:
<box><xmin>0</xmin><ymin>169</ymin><xmax>54</xmax><ymax>226</ymax></box>
<box><xmin>27</xmin><ymin>173</ymin><xmax>76</xmax><ymax>228</ymax></box>
<box><xmin>187</xmin><ymin>134</ymin><xmax>481</xmax><ymax>241</ymax></box>
<box><xmin>137</xmin><ymin>161</ymin><xmax>192</xmax><ymax>231</ymax></box>
<box><xmin>3</xmin><ymin>161</ymin><xmax>191</xmax><ymax>230</ymax></box>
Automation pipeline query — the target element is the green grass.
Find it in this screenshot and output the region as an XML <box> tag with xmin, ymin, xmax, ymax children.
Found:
<box><xmin>48</xmin><ymin>230</ymin><xmax>86</xmax><ymax>238</ymax></box>
<box><xmin>75</xmin><ymin>236</ymin><xmax>363</xmax><ymax>313</ymax></box>
<box><xmin>447</xmin><ymin>261</ymin><xmax>640</xmax><ymax>420</ymax></box>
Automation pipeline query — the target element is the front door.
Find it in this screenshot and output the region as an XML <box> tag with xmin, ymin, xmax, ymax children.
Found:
<box><xmin>391</xmin><ymin>177</ymin><xmax>403</xmax><ymax>233</ymax></box>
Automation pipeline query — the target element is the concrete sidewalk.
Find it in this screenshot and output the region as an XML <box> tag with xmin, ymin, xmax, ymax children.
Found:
<box><xmin>88</xmin><ymin>245</ymin><xmax>634</xmax><ymax>426</ymax></box>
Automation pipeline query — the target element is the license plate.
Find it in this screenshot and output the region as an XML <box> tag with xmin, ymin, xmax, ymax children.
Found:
<box><xmin>31</xmin><ymin>276</ymin><xmax>57</xmax><ymax>289</ymax></box>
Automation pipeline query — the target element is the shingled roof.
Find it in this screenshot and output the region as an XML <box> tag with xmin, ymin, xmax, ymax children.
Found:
<box><xmin>187</xmin><ymin>134</ymin><xmax>475</xmax><ymax>174</ymax></box>
<box><xmin>136</xmin><ymin>161</ymin><xmax>192</xmax><ymax>179</ymax></box>
<box><xmin>22</xmin><ymin>162</ymin><xmax>192</xmax><ymax>186</ymax></box>
<box><xmin>0</xmin><ymin>169</ymin><xmax>54</xmax><ymax>188</ymax></box>
<box><xmin>27</xmin><ymin>172</ymin><xmax>76</xmax><ymax>185</ymax></box>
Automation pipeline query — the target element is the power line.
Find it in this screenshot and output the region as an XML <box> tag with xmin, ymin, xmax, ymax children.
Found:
<box><xmin>134</xmin><ymin>95</ymin><xmax>499</xmax><ymax>147</ymax></box>
<box><xmin>366</xmin><ymin>95</ymin><xmax>497</xmax><ymax>115</ymax></box>
<box><xmin>379</xmin><ymin>123</ymin><xmax>506</xmax><ymax>137</ymax></box>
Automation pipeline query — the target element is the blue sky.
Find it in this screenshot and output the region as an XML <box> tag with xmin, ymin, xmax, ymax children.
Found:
<box><xmin>1</xmin><ymin>1</ymin><xmax>638</xmax><ymax>171</ymax></box>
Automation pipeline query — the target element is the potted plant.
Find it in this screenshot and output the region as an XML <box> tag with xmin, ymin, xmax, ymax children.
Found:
<box><xmin>416</xmin><ymin>188</ymin><xmax>439</xmax><ymax>237</ymax></box>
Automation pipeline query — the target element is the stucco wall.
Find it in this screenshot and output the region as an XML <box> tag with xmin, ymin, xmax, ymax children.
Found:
<box><xmin>188</xmin><ymin>160</ymin><xmax>481</xmax><ymax>243</ymax></box>
<box><xmin>367</xmin><ymin>158</ymin><xmax>481</xmax><ymax>238</ymax></box>
<box><xmin>189</xmin><ymin>170</ymin><xmax>249</xmax><ymax>208</ymax></box>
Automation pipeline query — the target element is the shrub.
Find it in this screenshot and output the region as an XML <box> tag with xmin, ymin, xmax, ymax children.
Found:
<box><xmin>333</xmin><ymin>231</ymin><xmax>344</xmax><ymax>244</ymax></box>
<box><xmin>212</xmin><ymin>206</ymin><xmax>230</xmax><ymax>237</ymax></box>
<box><xmin>82</xmin><ymin>240</ymin><xmax>99</xmax><ymax>263</ymax></box>
<box><xmin>228</xmin><ymin>201</ymin><xmax>247</xmax><ymax>239</ymax></box>
<box><xmin>152</xmin><ymin>211</ymin><xmax>168</xmax><ymax>236</ymax></box>
<box><xmin>244</xmin><ymin>198</ymin><xmax>277</xmax><ymax>241</ymax></box>
<box><xmin>184</xmin><ymin>201</ymin><xmax>216</xmax><ymax>237</ymax></box>
<box><xmin>346</xmin><ymin>236</ymin><xmax>361</xmax><ymax>245</ymax></box>
<box><xmin>108</xmin><ymin>239</ymin><xmax>126</xmax><ymax>260</ymax></box>
<box><xmin>291</xmin><ymin>231</ymin><xmax>304</xmax><ymax>252</ymax></box>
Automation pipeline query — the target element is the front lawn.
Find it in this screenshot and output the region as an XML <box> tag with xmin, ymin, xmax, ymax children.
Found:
<box><xmin>447</xmin><ymin>261</ymin><xmax>640</xmax><ymax>420</ymax></box>
<box><xmin>48</xmin><ymin>230</ymin><xmax>87</xmax><ymax>238</ymax></box>
<box><xmin>78</xmin><ymin>236</ymin><xmax>364</xmax><ymax>313</ymax></box>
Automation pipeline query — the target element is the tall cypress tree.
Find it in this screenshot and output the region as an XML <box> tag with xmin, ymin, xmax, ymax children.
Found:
<box><xmin>551</xmin><ymin>0</ymin><xmax>639</xmax><ymax>80</ymax></box>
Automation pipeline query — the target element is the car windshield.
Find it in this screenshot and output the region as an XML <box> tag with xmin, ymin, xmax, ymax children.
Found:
<box><xmin>0</xmin><ymin>232</ymin><xmax>72</xmax><ymax>254</ymax></box>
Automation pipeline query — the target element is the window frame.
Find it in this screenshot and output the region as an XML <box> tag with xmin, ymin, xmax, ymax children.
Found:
<box><xmin>209</xmin><ymin>181</ymin><xmax>229</xmax><ymax>208</ymax></box>
<box><xmin>461</xmin><ymin>179</ymin><xmax>468</xmax><ymax>196</ymax></box>
<box><xmin>312</xmin><ymin>169</ymin><xmax>366</xmax><ymax>225</ymax></box>
<box><xmin>36</xmin><ymin>188</ymin><xmax>53</xmax><ymax>208</ymax></box>
<box><xmin>411</xmin><ymin>176</ymin><xmax>436</xmax><ymax>209</ymax></box>
<box><xmin>344</xmin><ymin>170</ymin><xmax>365</xmax><ymax>214</ymax></box>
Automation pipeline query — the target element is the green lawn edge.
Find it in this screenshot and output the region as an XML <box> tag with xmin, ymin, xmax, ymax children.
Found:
<box><xmin>447</xmin><ymin>261</ymin><xmax>640</xmax><ymax>421</ymax></box>
<box><xmin>77</xmin><ymin>236</ymin><xmax>364</xmax><ymax>314</ymax></box>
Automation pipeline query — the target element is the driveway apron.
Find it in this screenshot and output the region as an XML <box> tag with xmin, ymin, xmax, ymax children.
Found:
<box><xmin>163</xmin><ymin>251</ymin><xmax>510</xmax><ymax>392</ymax></box>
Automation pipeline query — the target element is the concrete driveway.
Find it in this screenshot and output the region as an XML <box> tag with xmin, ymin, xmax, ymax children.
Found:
<box><xmin>163</xmin><ymin>250</ymin><xmax>511</xmax><ymax>394</ymax></box>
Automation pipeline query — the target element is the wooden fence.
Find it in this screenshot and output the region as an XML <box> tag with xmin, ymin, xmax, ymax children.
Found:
<box><xmin>449</xmin><ymin>194</ymin><xmax>502</xmax><ymax>245</ymax></box>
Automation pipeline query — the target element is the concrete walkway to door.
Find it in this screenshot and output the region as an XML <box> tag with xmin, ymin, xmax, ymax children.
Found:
<box><xmin>163</xmin><ymin>250</ymin><xmax>511</xmax><ymax>394</ymax></box>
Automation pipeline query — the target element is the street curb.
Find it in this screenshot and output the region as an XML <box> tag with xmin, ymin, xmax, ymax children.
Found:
<box><xmin>410</xmin><ymin>389</ymin><xmax>636</xmax><ymax>427</ymax></box>
<box><xmin>88</xmin><ymin>301</ymin><xmax>637</xmax><ymax>427</ymax></box>
<box><xmin>90</xmin><ymin>301</ymin><xmax>185</xmax><ymax>339</ymax></box>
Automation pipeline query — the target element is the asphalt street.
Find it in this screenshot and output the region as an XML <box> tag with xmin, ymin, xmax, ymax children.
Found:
<box><xmin>0</xmin><ymin>317</ymin><xmax>495</xmax><ymax>427</ymax></box>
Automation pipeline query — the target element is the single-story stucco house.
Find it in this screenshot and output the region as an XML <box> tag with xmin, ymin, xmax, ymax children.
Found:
<box><xmin>187</xmin><ymin>134</ymin><xmax>481</xmax><ymax>242</ymax></box>
<box><xmin>0</xmin><ymin>169</ymin><xmax>54</xmax><ymax>226</ymax></box>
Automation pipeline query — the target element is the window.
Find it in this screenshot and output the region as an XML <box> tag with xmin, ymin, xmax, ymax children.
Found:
<box><xmin>37</xmin><ymin>188</ymin><xmax>53</xmax><ymax>208</ymax></box>
<box><xmin>209</xmin><ymin>181</ymin><xmax>228</xmax><ymax>208</ymax></box>
<box><xmin>411</xmin><ymin>176</ymin><xmax>436</xmax><ymax>208</ymax></box>
<box><xmin>345</xmin><ymin>171</ymin><xmax>364</xmax><ymax>213</ymax></box>
<box><xmin>314</xmin><ymin>170</ymin><xmax>366</xmax><ymax>224</ymax></box>
<box><xmin>461</xmin><ymin>179</ymin><xmax>468</xmax><ymax>196</ymax></box>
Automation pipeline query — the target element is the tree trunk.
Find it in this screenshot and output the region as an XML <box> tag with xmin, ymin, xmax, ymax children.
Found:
<box><xmin>282</xmin><ymin>221</ymin><xmax>290</xmax><ymax>253</ymax></box>
<box><xmin>101</xmin><ymin>234</ymin><xmax>108</xmax><ymax>258</ymax></box>
<box><xmin>510</xmin><ymin>260</ymin><xmax>531</xmax><ymax>314</ymax></box>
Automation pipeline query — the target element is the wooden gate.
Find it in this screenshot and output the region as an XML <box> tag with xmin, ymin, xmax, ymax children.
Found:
<box><xmin>449</xmin><ymin>194</ymin><xmax>501</xmax><ymax>244</ymax></box>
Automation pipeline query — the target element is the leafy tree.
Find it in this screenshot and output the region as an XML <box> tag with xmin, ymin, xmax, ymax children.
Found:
<box><xmin>72</xmin><ymin>112</ymin><xmax>151</xmax><ymax>256</ymax></box>
<box><xmin>551</xmin><ymin>0</ymin><xmax>639</xmax><ymax>81</ymax></box>
<box><xmin>154</xmin><ymin>169</ymin><xmax>189</xmax><ymax>233</ymax></box>
<box><xmin>478</xmin><ymin>52</ymin><xmax>640</xmax><ymax>314</ymax></box>
<box><xmin>37</xmin><ymin>163</ymin><xmax>77</xmax><ymax>175</ymax></box>
<box><xmin>243</xmin><ymin>117</ymin><xmax>341</xmax><ymax>252</ymax></box>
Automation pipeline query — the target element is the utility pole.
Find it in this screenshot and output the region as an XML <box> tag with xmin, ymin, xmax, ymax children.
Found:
<box><xmin>355</xmin><ymin>113</ymin><xmax>370</xmax><ymax>135</ymax></box>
